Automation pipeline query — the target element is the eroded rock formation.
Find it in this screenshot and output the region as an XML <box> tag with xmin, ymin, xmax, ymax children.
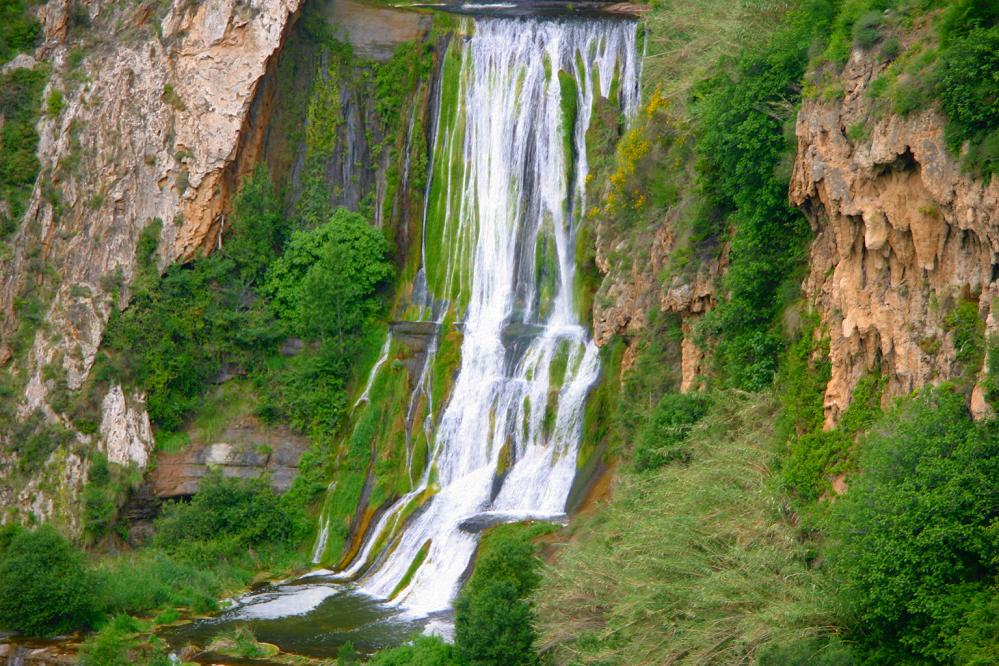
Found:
<box><xmin>791</xmin><ymin>47</ymin><xmax>999</xmax><ymax>424</ymax></box>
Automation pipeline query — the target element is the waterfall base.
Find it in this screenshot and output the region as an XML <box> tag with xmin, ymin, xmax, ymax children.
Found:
<box><xmin>162</xmin><ymin>576</ymin><xmax>446</xmax><ymax>660</ymax></box>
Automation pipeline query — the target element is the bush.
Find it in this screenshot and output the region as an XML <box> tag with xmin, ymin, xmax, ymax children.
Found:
<box><xmin>536</xmin><ymin>393</ymin><xmax>837</xmax><ymax>664</ymax></box>
<box><xmin>0</xmin><ymin>0</ymin><xmax>41</xmax><ymax>66</ymax></box>
<box><xmin>945</xmin><ymin>298</ymin><xmax>985</xmax><ymax>371</ymax></box>
<box><xmin>154</xmin><ymin>471</ymin><xmax>301</xmax><ymax>564</ymax></box>
<box><xmin>692</xmin><ymin>0</ymin><xmax>835</xmax><ymax>390</ymax></box>
<box><xmin>828</xmin><ymin>387</ymin><xmax>999</xmax><ymax>662</ymax></box>
<box><xmin>853</xmin><ymin>10</ymin><xmax>885</xmax><ymax>50</ymax></box>
<box><xmin>78</xmin><ymin>615</ymin><xmax>171</xmax><ymax>666</ymax></box>
<box><xmin>757</xmin><ymin>637</ymin><xmax>857</xmax><ymax>665</ymax></box>
<box><xmin>632</xmin><ymin>391</ymin><xmax>710</xmax><ymax>471</ymax></box>
<box><xmin>0</xmin><ymin>66</ymin><xmax>47</xmax><ymax>239</ymax></box>
<box><xmin>222</xmin><ymin>165</ymin><xmax>284</xmax><ymax>287</ymax></box>
<box><xmin>938</xmin><ymin>24</ymin><xmax>999</xmax><ymax>176</ymax></box>
<box><xmin>369</xmin><ymin>635</ymin><xmax>459</xmax><ymax>665</ymax></box>
<box><xmin>454</xmin><ymin>525</ymin><xmax>550</xmax><ymax>666</ymax></box>
<box><xmin>93</xmin><ymin>548</ymin><xmax>222</xmax><ymax>616</ymax></box>
<box><xmin>0</xmin><ymin>526</ymin><xmax>97</xmax><ymax>636</ymax></box>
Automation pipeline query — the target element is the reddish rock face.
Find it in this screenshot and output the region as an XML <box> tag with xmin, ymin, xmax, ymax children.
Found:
<box><xmin>152</xmin><ymin>419</ymin><xmax>310</xmax><ymax>498</ymax></box>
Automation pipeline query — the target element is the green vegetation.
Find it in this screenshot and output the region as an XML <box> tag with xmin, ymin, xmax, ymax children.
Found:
<box><xmin>369</xmin><ymin>635</ymin><xmax>459</xmax><ymax>666</ymax></box>
<box><xmin>454</xmin><ymin>524</ymin><xmax>553</xmax><ymax>666</ymax></box>
<box><xmin>692</xmin><ymin>0</ymin><xmax>835</xmax><ymax>390</ymax></box>
<box><xmin>827</xmin><ymin>386</ymin><xmax>999</xmax><ymax>662</ymax></box>
<box><xmin>0</xmin><ymin>0</ymin><xmax>41</xmax><ymax>66</ymax></box>
<box><xmin>0</xmin><ymin>65</ymin><xmax>47</xmax><ymax>240</ymax></box>
<box><xmin>154</xmin><ymin>470</ymin><xmax>306</xmax><ymax>564</ymax></box>
<box><xmin>263</xmin><ymin>209</ymin><xmax>393</xmax><ymax>352</ymax></box>
<box><xmin>0</xmin><ymin>471</ymin><xmax>311</xmax><ymax>641</ymax></box>
<box><xmin>206</xmin><ymin>624</ymin><xmax>280</xmax><ymax>660</ymax></box>
<box><xmin>101</xmin><ymin>169</ymin><xmax>392</xmax><ymax>453</ymax></box>
<box><xmin>532</xmin><ymin>3</ymin><xmax>999</xmax><ymax>663</ymax></box>
<box><xmin>0</xmin><ymin>525</ymin><xmax>97</xmax><ymax>636</ymax></box>
<box><xmin>819</xmin><ymin>0</ymin><xmax>999</xmax><ymax>176</ymax></box>
<box><xmin>537</xmin><ymin>392</ymin><xmax>839</xmax><ymax>664</ymax></box>
<box><xmin>632</xmin><ymin>391</ymin><xmax>709</xmax><ymax>471</ymax></box>
<box><xmin>371</xmin><ymin>524</ymin><xmax>553</xmax><ymax>666</ymax></box>
<box><xmin>78</xmin><ymin>615</ymin><xmax>170</xmax><ymax>666</ymax></box>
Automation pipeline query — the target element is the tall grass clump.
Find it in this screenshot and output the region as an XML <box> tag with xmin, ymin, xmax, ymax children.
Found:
<box><xmin>535</xmin><ymin>392</ymin><xmax>841</xmax><ymax>665</ymax></box>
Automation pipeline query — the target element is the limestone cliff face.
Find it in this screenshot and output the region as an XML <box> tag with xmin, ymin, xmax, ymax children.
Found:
<box><xmin>791</xmin><ymin>48</ymin><xmax>999</xmax><ymax>424</ymax></box>
<box><xmin>0</xmin><ymin>0</ymin><xmax>300</xmax><ymax>530</ymax></box>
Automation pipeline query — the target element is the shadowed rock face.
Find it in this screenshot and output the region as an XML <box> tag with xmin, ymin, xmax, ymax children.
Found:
<box><xmin>152</xmin><ymin>420</ymin><xmax>310</xmax><ymax>498</ymax></box>
<box><xmin>791</xmin><ymin>42</ymin><xmax>999</xmax><ymax>424</ymax></box>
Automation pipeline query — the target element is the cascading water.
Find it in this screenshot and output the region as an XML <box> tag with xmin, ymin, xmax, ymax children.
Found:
<box><xmin>332</xmin><ymin>16</ymin><xmax>641</xmax><ymax>616</ymax></box>
<box><xmin>166</xmin><ymin>16</ymin><xmax>641</xmax><ymax>654</ymax></box>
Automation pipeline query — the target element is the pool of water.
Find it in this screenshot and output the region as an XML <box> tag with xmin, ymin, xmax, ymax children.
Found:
<box><xmin>161</xmin><ymin>571</ymin><xmax>451</xmax><ymax>661</ymax></box>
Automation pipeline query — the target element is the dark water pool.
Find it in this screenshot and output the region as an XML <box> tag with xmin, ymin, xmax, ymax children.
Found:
<box><xmin>161</xmin><ymin>572</ymin><xmax>451</xmax><ymax>661</ymax></box>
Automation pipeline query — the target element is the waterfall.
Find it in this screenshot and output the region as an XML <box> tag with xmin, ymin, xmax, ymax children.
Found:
<box><xmin>319</xmin><ymin>15</ymin><xmax>640</xmax><ymax>617</ymax></box>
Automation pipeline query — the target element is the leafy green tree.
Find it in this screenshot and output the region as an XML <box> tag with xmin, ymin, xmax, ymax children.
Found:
<box><xmin>0</xmin><ymin>526</ymin><xmax>97</xmax><ymax>636</ymax></box>
<box><xmin>222</xmin><ymin>165</ymin><xmax>284</xmax><ymax>287</ymax></box>
<box><xmin>828</xmin><ymin>387</ymin><xmax>999</xmax><ymax>662</ymax></box>
<box><xmin>454</xmin><ymin>529</ymin><xmax>543</xmax><ymax>666</ymax></box>
<box><xmin>692</xmin><ymin>0</ymin><xmax>836</xmax><ymax>390</ymax></box>
<box><xmin>369</xmin><ymin>635</ymin><xmax>460</xmax><ymax>665</ymax></box>
<box><xmin>0</xmin><ymin>0</ymin><xmax>41</xmax><ymax>66</ymax></box>
<box><xmin>263</xmin><ymin>208</ymin><xmax>393</xmax><ymax>352</ymax></box>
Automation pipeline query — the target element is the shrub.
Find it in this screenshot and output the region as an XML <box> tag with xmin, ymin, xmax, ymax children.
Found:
<box><xmin>46</xmin><ymin>89</ymin><xmax>65</xmax><ymax>117</ymax></box>
<box><xmin>632</xmin><ymin>391</ymin><xmax>710</xmax><ymax>471</ymax></box>
<box><xmin>0</xmin><ymin>66</ymin><xmax>47</xmax><ymax>239</ymax></box>
<box><xmin>222</xmin><ymin>165</ymin><xmax>284</xmax><ymax>287</ymax></box>
<box><xmin>78</xmin><ymin>615</ymin><xmax>171</xmax><ymax>666</ymax></box>
<box><xmin>692</xmin><ymin>0</ymin><xmax>834</xmax><ymax>390</ymax></box>
<box><xmin>93</xmin><ymin>548</ymin><xmax>222</xmax><ymax>615</ymax></box>
<box><xmin>369</xmin><ymin>635</ymin><xmax>459</xmax><ymax>665</ymax></box>
<box><xmin>938</xmin><ymin>24</ymin><xmax>999</xmax><ymax>176</ymax></box>
<box><xmin>853</xmin><ymin>10</ymin><xmax>885</xmax><ymax>50</ymax></box>
<box><xmin>82</xmin><ymin>453</ymin><xmax>118</xmax><ymax>545</ymax></box>
<box><xmin>828</xmin><ymin>387</ymin><xmax>999</xmax><ymax>662</ymax></box>
<box><xmin>153</xmin><ymin>471</ymin><xmax>301</xmax><ymax>564</ymax></box>
<box><xmin>536</xmin><ymin>393</ymin><xmax>837</xmax><ymax>664</ymax></box>
<box><xmin>0</xmin><ymin>0</ymin><xmax>41</xmax><ymax>66</ymax></box>
<box><xmin>0</xmin><ymin>526</ymin><xmax>97</xmax><ymax>636</ymax></box>
<box><xmin>454</xmin><ymin>524</ymin><xmax>551</xmax><ymax>666</ymax></box>
<box><xmin>757</xmin><ymin>637</ymin><xmax>857</xmax><ymax>665</ymax></box>
<box><xmin>945</xmin><ymin>298</ymin><xmax>985</xmax><ymax>371</ymax></box>
<box><xmin>263</xmin><ymin>207</ymin><xmax>393</xmax><ymax>350</ymax></box>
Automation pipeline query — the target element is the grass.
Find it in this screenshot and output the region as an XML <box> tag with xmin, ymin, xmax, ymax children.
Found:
<box><xmin>188</xmin><ymin>380</ymin><xmax>256</xmax><ymax>445</ymax></box>
<box><xmin>642</xmin><ymin>0</ymin><xmax>794</xmax><ymax>107</ymax></box>
<box><xmin>535</xmin><ymin>392</ymin><xmax>838</xmax><ymax>665</ymax></box>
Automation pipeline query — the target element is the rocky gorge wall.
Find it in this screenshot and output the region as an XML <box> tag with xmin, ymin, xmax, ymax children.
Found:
<box><xmin>792</xmin><ymin>46</ymin><xmax>999</xmax><ymax>425</ymax></box>
<box><xmin>586</xmin><ymin>37</ymin><xmax>999</xmax><ymax>428</ymax></box>
<box><xmin>0</xmin><ymin>0</ymin><xmax>301</xmax><ymax>530</ymax></box>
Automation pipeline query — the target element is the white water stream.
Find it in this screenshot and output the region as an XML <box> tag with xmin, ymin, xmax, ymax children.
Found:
<box><xmin>316</xmin><ymin>15</ymin><xmax>639</xmax><ymax>618</ymax></box>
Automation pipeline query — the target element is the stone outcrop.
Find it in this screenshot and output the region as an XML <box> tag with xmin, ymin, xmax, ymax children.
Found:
<box><xmin>593</xmin><ymin>207</ymin><xmax>719</xmax><ymax>389</ymax></box>
<box><xmin>791</xmin><ymin>47</ymin><xmax>999</xmax><ymax>424</ymax></box>
<box><xmin>152</xmin><ymin>419</ymin><xmax>309</xmax><ymax>498</ymax></box>
<box><xmin>0</xmin><ymin>0</ymin><xmax>301</xmax><ymax>528</ymax></box>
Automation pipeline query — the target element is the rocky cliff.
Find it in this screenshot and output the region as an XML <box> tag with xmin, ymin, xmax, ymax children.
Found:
<box><xmin>791</xmin><ymin>45</ymin><xmax>999</xmax><ymax>425</ymax></box>
<box><xmin>0</xmin><ymin>0</ymin><xmax>301</xmax><ymax>530</ymax></box>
